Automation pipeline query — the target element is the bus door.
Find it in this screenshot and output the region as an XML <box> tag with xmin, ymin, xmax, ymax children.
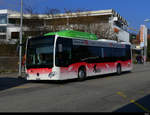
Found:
<box><xmin>55</xmin><ymin>37</ymin><xmax>76</xmax><ymax>78</ymax></box>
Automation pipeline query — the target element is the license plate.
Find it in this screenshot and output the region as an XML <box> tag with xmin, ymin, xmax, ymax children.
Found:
<box><xmin>36</xmin><ymin>78</ymin><xmax>40</xmax><ymax>80</ymax></box>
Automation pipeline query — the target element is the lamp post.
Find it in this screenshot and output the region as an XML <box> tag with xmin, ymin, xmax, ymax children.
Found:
<box><xmin>143</xmin><ymin>19</ymin><xmax>149</xmax><ymax>65</ymax></box>
<box><xmin>18</xmin><ymin>0</ymin><xmax>23</xmax><ymax>78</ymax></box>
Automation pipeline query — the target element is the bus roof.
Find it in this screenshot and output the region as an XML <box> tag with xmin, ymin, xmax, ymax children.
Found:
<box><xmin>44</xmin><ymin>30</ymin><xmax>98</xmax><ymax>40</ymax></box>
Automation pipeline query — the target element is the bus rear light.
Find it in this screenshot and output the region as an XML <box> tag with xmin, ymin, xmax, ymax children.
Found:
<box><xmin>48</xmin><ymin>71</ymin><xmax>56</xmax><ymax>78</ymax></box>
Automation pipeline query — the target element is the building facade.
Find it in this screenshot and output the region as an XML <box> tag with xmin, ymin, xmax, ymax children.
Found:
<box><xmin>0</xmin><ymin>9</ymin><xmax>129</xmax><ymax>44</ymax></box>
<box><xmin>0</xmin><ymin>9</ymin><xmax>20</xmax><ymax>44</ymax></box>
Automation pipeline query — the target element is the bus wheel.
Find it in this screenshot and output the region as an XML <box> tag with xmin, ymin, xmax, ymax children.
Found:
<box><xmin>78</xmin><ymin>67</ymin><xmax>86</xmax><ymax>81</ymax></box>
<box><xmin>117</xmin><ymin>64</ymin><xmax>121</xmax><ymax>75</ymax></box>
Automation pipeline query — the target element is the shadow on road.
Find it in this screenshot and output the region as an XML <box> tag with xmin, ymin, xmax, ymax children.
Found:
<box><xmin>86</xmin><ymin>71</ymin><xmax>132</xmax><ymax>80</ymax></box>
<box><xmin>0</xmin><ymin>77</ymin><xmax>28</xmax><ymax>91</ymax></box>
<box><xmin>30</xmin><ymin>71</ymin><xmax>132</xmax><ymax>85</ymax></box>
<box><xmin>30</xmin><ymin>72</ymin><xmax>132</xmax><ymax>86</ymax></box>
<box><xmin>0</xmin><ymin>71</ymin><xmax>133</xmax><ymax>91</ymax></box>
<box><xmin>114</xmin><ymin>94</ymin><xmax>150</xmax><ymax>112</ymax></box>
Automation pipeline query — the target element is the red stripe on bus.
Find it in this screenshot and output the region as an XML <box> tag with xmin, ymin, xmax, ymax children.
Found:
<box><xmin>27</xmin><ymin>68</ymin><xmax>52</xmax><ymax>74</ymax></box>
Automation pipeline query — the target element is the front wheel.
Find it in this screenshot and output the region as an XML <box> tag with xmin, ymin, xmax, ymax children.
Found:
<box><xmin>78</xmin><ymin>68</ymin><xmax>86</xmax><ymax>81</ymax></box>
<box><xmin>116</xmin><ymin>65</ymin><xmax>121</xmax><ymax>75</ymax></box>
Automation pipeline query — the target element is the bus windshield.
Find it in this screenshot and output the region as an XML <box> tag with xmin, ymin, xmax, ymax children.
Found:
<box><xmin>26</xmin><ymin>35</ymin><xmax>55</xmax><ymax>69</ymax></box>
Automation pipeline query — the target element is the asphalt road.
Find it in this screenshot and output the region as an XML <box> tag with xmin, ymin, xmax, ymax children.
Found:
<box><xmin>0</xmin><ymin>64</ymin><xmax>150</xmax><ymax>112</ymax></box>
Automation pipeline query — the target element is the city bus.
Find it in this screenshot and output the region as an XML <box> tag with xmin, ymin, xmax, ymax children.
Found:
<box><xmin>25</xmin><ymin>30</ymin><xmax>132</xmax><ymax>81</ymax></box>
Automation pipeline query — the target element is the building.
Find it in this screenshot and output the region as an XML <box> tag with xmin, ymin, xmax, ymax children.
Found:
<box><xmin>0</xmin><ymin>9</ymin><xmax>20</xmax><ymax>44</ymax></box>
<box><xmin>0</xmin><ymin>9</ymin><xmax>129</xmax><ymax>44</ymax></box>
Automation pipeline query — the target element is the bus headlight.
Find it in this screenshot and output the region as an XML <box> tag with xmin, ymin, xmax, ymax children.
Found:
<box><xmin>48</xmin><ymin>71</ymin><xmax>56</xmax><ymax>78</ymax></box>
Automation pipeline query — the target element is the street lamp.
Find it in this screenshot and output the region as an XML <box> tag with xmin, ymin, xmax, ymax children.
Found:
<box><xmin>18</xmin><ymin>0</ymin><xmax>23</xmax><ymax>78</ymax></box>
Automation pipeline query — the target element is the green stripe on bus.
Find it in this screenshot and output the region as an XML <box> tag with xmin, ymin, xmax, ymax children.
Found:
<box><xmin>44</xmin><ymin>30</ymin><xmax>98</xmax><ymax>40</ymax></box>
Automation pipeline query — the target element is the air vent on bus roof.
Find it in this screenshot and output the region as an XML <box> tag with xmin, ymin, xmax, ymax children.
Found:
<box><xmin>120</xmin><ymin>41</ymin><xmax>131</xmax><ymax>45</ymax></box>
<box><xmin>97</xmin><ymin>39</ymin><xmax>117</xmax><ymax>43</ymax></box>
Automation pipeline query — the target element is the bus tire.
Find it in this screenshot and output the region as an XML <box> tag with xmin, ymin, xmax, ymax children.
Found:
<box><xmin>116</xmin><ymin>64</ymin><xmax>121</xmax><ymax>75</ymax></box>
<box><xmin>78</xmin><ymin>67</ymin><xmax>86</xmax><ymax>81</ymax></box>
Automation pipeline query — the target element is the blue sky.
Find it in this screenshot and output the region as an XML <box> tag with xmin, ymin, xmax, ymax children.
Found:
<box><xmin>1</xmin><ymin>0</ymin><xmax>150</xmax><ymax>31</ymax></box>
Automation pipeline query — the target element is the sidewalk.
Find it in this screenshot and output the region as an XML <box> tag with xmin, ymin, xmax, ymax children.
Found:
<box><xmin>0</xmin><ymin>72</ymin><xmax>18</xmax><ymax>78</ymax></box>
<box><xmin>0</xmin><ymin>71</ymin><xmax>26</xmax><ymax>78</ymax></box>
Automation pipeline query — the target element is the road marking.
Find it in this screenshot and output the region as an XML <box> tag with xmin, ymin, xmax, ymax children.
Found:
<box><xmin>117</xmin><ymin>91</ymin><xmax>150</xmax><ymax>112</ymax></box>
<box><xmin>106</xmin><ymin>76</ymin><xmax>112</xmax><ymax>79</ymax></box>
<box><xmin>0</xmin><ymin>85</ymin><xmax>31</xmax><ymax>94</ymax></box>
<box><xmin>117</xmin><ymin>91</ymin><xmax>127</xmax><ymax>99</ymax></box>
<box><xmin>12</xmin><ymin>86</ymin><xmax>30</xmax><ymax>89</ymax></box>
<box><xmin>130</xmin><ymin>100</ymin><xmax>150</xmax><ymax>112</ymax></box>
<box><xmin>2</xmin><ymin>85</ymin><xmax>31</xmax><ymax>91</ymax></box>
<box><xmin>139</xmin><ymin>91</ymin><xmax>145</xmax><ymax>94</ymax></box>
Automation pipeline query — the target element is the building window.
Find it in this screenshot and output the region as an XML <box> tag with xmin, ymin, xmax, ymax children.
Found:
<box><xmin>11</xmin><ymin>32</ymin><xmax>19</xmax><ymax>39</ymax></box>
<box><xmin>0</xmin><ymin>26</ymin><xmax>6</xmax><ymax>33</ymax></box>
<box><xmin>9</xmin><ymin>19</ymin><xmax>16</xmax><ymax>24</ymax></box>
<box><xmin>114</xmin><ymin>21</ymin><xmax>123</xmax><ymax>29</ymax></box>
<box><xmin>0</xmin><ymin>35</ymin><xmax>6</xmax><ymax>39</ymax></box>
<box><xmin>0</xmin><ymin>14</ymin><xmax>7</xmax><ymax>24</ymax></box>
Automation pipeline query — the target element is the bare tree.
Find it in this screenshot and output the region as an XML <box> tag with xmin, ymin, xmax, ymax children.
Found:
<box><xmin>24</xmin><ymin>5</ymin><xmax>35</xmax><ymax>14</ymax></box>
<box><xmin>23</xmin><ymin>4</ymin><xmax>46</xmax><ymax>37</ymax></box>
<box><xmin>66</xmin><ymin>9</ymin><xmax>118</xmax><ymax>41</ymax></box>
<box><xmin>45</xmin><ymin>7</ymin><xmax>60</xmax><ymax>17</ymax></box>
<box><xmin>44</xmin><ymin>7</ymin><xmax>61</xmax><ymax>32</ymax></box>
<box><xmin>22</xmin><ymin>6</ymin><xmax>118</xmax><ymax>41</ymax></box>
<box><xmin>63</xmin><ymin>8</ymin><xmax>75</xmax><ymax>30</ymax></box>
<box><xmin>62</xmin><ymin>8</ymin><xmax>92</xmax><ymax>32</ymax></box>
<box><xmin>92</xmin><ymin>23</ymin><xmax>118</xmax><ymax>40</ymax></box>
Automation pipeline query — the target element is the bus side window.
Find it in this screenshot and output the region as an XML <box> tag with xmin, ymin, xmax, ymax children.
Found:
<box><xmin>101</xmin><ymin>48</ymin><xmax>104</xmax><ymax>58</ymax></box>
<box><xmin>62</xmin><ymin>38</ymin><xmax>72</xmax><ymax>66</ymax></box>
<box><xmin>126</xmin><ymin>45</ymin><xmax>131</xmax><ymax>60</ymax></box>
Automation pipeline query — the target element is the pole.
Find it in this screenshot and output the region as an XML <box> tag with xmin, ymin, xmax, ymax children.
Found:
<box><xmin>143</xmin><ymin>23</ymin><xmax>148</xmax><ymax>65</ymax></box>
<box><xmin>144</xmin><ymin>46</ymin><xmax>147</xmax><ymax>65</ymax></box>
<box><xmin>18</xmin><ymin>0</ymin><xmax>23</xmax><ymax>78</ymax></box>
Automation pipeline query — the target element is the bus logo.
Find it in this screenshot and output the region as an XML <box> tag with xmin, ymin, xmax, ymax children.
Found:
<box><xmin>84</xmin><ymin>40</ymin><xmax>88</xmax><ymax>45</ymax></box>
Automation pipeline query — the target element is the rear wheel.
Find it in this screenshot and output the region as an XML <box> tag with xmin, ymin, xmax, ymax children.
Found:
<box><xmin>78</xmin><ymin>67</ymin><xmax>86</xmax><ymax>81</ymax></box>
<box><xmin>116</xmin><ymin>65</ymin><xmax>121</xmax><ymax>75</ymax></box>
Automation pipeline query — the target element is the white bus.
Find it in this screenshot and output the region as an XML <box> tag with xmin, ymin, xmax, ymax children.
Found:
<box><xmin>25</xmin><ymin>30</ymin><xmax>132</xmax><ymax>81</ymax></box>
